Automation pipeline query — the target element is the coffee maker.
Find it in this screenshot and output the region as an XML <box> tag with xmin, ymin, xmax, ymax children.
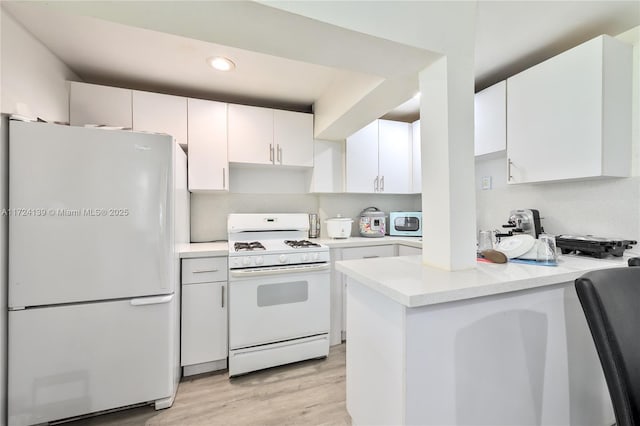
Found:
<box><xmin>498</xmin><ymin>209</ymin><xmax>543</xmax><ymax>239</ymax></box>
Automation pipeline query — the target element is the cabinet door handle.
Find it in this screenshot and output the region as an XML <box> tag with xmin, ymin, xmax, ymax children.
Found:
<box><xmin>277</xmin><ymin>144</ymin><xmax>282</xmax><ymax>164</ymax></box>
<box><xmin>380</xmin><ymin>175</ymin><xmax>385</xmax><ymax>192</ymax></box>
<box><xmin>222</xmin><ymin>167</ymin><xmax>226</xmax><ymax>189</ymax></box>
<box><xmin>374</xmin><ymin>176</ymin><xmax>379</xmax><ymax>192</ymax></box>
<box><xmin>508</xmin><ymin>158</ymin><xmax>513</xmax><ymax>181</ymax></box>
<box><xmin>269</xmin><ymin>144</ymin><xmax>274</xmax><ymax>162</ymax></box>
<box><xmin>221</xmin><ymin>285</ymin><xmax>225</xmax><ymax>308</ymax></box>
<box><xmin>363</xmin><ymin>255</ymin><xmax>380</xmax><ymax>259</ymax></box>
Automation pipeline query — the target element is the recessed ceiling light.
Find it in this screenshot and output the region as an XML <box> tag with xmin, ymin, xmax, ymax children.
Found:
<box><xmin>208</xmin><ymin>57</ymin><xmax>235</xmax><ymax>72</ymax></box>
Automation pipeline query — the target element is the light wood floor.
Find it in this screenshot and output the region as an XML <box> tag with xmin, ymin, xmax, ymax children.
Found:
<box><xmin>65</xmin><ymin>344</ymin><xmax>350</xmax><ymax>426</ymax></box>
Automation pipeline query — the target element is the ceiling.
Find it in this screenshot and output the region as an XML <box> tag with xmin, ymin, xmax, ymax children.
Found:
<box><xmin>2</xmin><ymin>1</ymin><xmax>639</xmax><ymax>135</ymax></box>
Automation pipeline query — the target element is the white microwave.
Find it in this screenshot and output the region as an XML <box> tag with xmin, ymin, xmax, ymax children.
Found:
<box><xmin>389</xmin><ymin>212</ymin><xmax>422</xmax><ymax>236</ymax></box>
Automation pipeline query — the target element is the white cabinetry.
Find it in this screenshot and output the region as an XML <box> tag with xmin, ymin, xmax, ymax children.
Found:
<box><xmin>228</xmin><ymin>104</ymin><xmax>313</xmax><ymax>167</ymax></box>
<box><xmin>346</xmin><ymin>119</ymin><xmax>411</xmax><ymax>193</ymax></box>
<box><xmin>345</xmin><ymin>121</ymin><xmax>379</xmax><ymax>192</ymax></box>
<box><xmin>506</xmin><ymin>35</ymin><xmax>631</xmax><ymax>184</ymax></box>
<box><xmin>187</xmin><ymin>99</ymin><xmax>228</xmax><ymax>192</ymax></box>
<box><xmin>69</xmin><ymin>82</ymin><xmax>132</xmax><ymax>128</ymax></box>
<box><xmin>311</xmin><ymin>140</ymin><xmax>344</xmax><ymax>193</ymax></box>
<box><xmin>132</xmin><ymin>91</ymin><xmax>188</xmax><ymax>148</ymax></box>
<box><xmin>338</xmin><ymin>245</ymin><xmax>395</xmax><ymax>339</ymax></box>
<box><xmin>274</xmin><ymin>109</ymin><xmax>314</xmax><ymax>167</ymax></box>
<box><xmin>398</xmin><ymin>245</ymin><xmax>421</xmax><ymax>256</ymax></box>
<box><xmin>228</xmin><ymin>104</ymin><xmax>273</xmax><ymax>165</ymax></box>
<box><xmin>411</xmin><ymin>120</ymin><xmax>421</xmax><ymax>193</ymax></box>
<box><xmin>181</xmin><ymin>257</ymin><xmax>228</xmax><ymax>375</ymax></box>
<box><xmin>378</xmin><ymin>120</ymin><xmax>412</xmax><ymax>193</ymax></box>
<box><xmin>474</xmin><ymin>81</ymin><xmax>506</xmax><ymax>156</ymax></box>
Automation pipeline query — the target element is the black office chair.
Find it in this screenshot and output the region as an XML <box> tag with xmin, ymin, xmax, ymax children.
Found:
<box><xmin>575</xmin><ymin>264</ymin><xmax>640</xmax><ymax>426</ymax></box>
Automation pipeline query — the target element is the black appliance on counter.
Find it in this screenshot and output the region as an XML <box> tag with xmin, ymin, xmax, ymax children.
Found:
<box><xmin>556</xmin><ymin>235</ymin><xmax>637</xmax><ymax>259</ymax></box>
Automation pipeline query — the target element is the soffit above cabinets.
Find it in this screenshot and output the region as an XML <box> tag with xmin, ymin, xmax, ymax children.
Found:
<box><xmin>2</xmin><ymin>1</ymin><xmax>639</xmax><ymax>135</ymax></box>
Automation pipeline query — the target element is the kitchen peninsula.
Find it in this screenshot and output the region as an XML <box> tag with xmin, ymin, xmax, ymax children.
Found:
<box><xmin>336</xmin><ymin>254</ymin><xmax>625</xmax><ymax>426</ymax></box>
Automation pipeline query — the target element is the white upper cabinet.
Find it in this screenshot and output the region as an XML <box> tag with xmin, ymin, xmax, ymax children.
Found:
<box><xmin>506</xmin><ymin>35</ymin><xmax>632</xmax><ymax>184</ymax></box>
<box><xmin>228</xmin><ymin>104</ymin><xmax>274</xmax><ymax>165</ymax></box>
<box><xmin>411</xmin><ymin>120</ymin><xmax>422</xmax><ymax>193</ymax></box>
<box><xmin>69</xmin><ymin>82</ymin><xmax>132</xmax><ymax>128</ymax></box>
<box><xmin>378</xmin><ymin>120</ymin><xmax>411</xmax><ymax>193</ymax></box>
<box><xmin>311</xmin><ymin>139</ymin><xmax>344</xmax><ymax>193</ymax></box>
<box><xmin>346</xmin><ymin>121</ymin><xmax>379</xmax><ymax>192</ymax></box>
<box><xmin>187</xmin><ymin>99</ymin><xmax>228</xmax><ymax>192</ymax></box>
<box><xmin>346</xmin><ymin>119</ymin><xmax>412</xmax><ymax>193</ymax></box>
<box><xmin>273</xmin><ymin>110</ymin><xmax>314</xmax><ymax>167</ymax></box>
<box><xmin>228</xmin><ymin>104</ymin><xmax>314</xmax><ymax>167</ymax></box>
<box><xmin>474</xmin><ymin>81</ymin><xmax>506</xmax><ymax>156</ymax></box>
<box><xmin>132</xmin><ymin>90</ymin><xmax>188</xmax><ymax>147</ymax></box>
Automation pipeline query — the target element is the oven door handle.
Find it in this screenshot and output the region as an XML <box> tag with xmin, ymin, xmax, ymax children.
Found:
<box><xmin>230</xmin><ymin>263</ymin><xmax>330</xmax><ymax>277</ymax></box>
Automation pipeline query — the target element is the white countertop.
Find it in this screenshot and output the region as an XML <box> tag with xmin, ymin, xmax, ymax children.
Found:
<box><xmin>335</xmin><ymin>254</ymin><xmax>628</xmax><ymax>308</ymax></box>
<box><xmin>319</xmin><ymin>236</ymin><xmax>422</xmax><ymax>248</ymax></box>
<box><xmin>179</xmin><ymin>236</ymin><xmax>422</xmax><ymax>258</ymax></box>
<box><xmin>179</xmin><ymin>242</ymin><xmax>229</xmax><ymax>258</ymax></box>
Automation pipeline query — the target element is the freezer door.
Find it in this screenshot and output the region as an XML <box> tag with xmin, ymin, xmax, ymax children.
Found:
<box><xmin>9</xmin><ymin>122</ymin><xmax>174</xmax><ymax>307</ymax></box>
<box><xmin>8</xmin><ymin>296</ymin><xmax>175</xmax><ymax>426</ymax></box>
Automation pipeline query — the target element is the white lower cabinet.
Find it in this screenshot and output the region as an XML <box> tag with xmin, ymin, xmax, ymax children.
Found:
<box><xmin>181</xmin><ymin>257</ymin><xmax>228</xmax><ymax>375</ymax></box>
<box><xmin>333</xmin><ymin>245</ymin><xmax>396</xmax><ymax>342</ymax></box>
<box><xmin>398</xmin><ymin>245</ymin><xmax>421</xmax><ymax>256</ymax></box>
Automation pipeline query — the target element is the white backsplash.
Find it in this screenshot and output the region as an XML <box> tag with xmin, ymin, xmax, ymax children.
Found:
<box><xmin>190</xmin><ymin>192</ymin><xmax>421</xmax><ymax>241</ymax></box>
<box><xmin>317</xmin><ymin>194</ymin><xmax>421</xmax><ymax>238</ymax></box>
<box><xmin>476</xmin><ymin>153</ymin><xmax>640</xmax><ymax>243</ymax></box>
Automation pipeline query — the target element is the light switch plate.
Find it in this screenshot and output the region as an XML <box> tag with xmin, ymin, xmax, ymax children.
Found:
<box><xmin>481</xmin><ymin>176</ymin><xmax>492</xmax><ymax>190</ymax></box>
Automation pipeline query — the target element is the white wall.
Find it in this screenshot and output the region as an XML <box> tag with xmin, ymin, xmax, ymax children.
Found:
<box><xmin>475</xmin><ymin>27</ymin><xmax>640</xmax><ymax>243</ymax></box>
<box><xmin>0</xmin><ymin>9</ymin><xmax>78</xmax><ymax>423</ymax></box>
<box><xmin>0</xmin><ymin>8</ymin><xmax>79</xmax><ymax>122</ymax></box>
<box><xmin>190</xmin><ymin>192</ymin><xmax>420</xmax><ymax>241</ymax></box>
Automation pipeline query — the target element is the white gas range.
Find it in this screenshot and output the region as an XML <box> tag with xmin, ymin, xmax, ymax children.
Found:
<box><xmin>227</xmin><ymin>213</ymin><xmax>330</xmax><ymax>376</ymax></box>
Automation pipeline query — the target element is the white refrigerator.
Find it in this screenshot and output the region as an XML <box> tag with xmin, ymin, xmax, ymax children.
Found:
<box><xmin>7</xmin><ymin>121</ymin><xmax>189</xmax><ymax>426</ymax></box>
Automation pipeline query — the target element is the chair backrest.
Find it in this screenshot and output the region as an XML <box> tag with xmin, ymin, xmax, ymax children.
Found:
<box><xmin>575</xmin><ymin>267</ymin><xmax>640</xmax><ymax>426</ymax></box>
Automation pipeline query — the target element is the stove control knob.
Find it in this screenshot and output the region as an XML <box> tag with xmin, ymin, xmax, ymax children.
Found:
<box><xmin>242</xmin><ymin>257</ymin><xmax>251</xmax><ymax>266</ymax></box>
<box><xmin>311</xmin><ymin>252</ymin><xmax>319</xmax><ymax>261</ymax></box>
<box><xmin>255</xmin><ymin>256</ymin><xmax>264</xmax><ymax>265</ymax></box>
<box><xmin>279</xmin><ymin>254</ymin><xmax>287</xmax><ymax>263</ymax></box>
<box><xmin>302</xmin><ymin>254</ymin><xmax>308</xmax><ymax>262</ymax></box>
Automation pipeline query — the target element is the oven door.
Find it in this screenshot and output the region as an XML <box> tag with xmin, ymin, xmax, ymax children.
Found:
<box><xmin>228</xmin><ymin>264</ymin><xmax>330</xmax><ymax>350</ymax></box>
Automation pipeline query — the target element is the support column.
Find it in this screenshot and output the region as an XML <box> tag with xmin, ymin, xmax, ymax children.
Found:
<box><xmin>419</xmin><ymin>54</ymin><xmax>476</xmax><ymax>271</ymax></box>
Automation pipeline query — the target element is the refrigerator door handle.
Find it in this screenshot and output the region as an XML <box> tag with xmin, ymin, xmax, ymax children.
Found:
<box><xmin>130</xmin><ymin>294</ymin><xmax>174</xmax><ymax>306</ymax></box>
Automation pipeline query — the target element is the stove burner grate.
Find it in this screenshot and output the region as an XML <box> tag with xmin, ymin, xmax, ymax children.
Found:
<box><xmin>284</xmin><ymin>239</ymin><xmax>321</xmax><ymax>249</ymax></box>
<box><xmin>234</xmin><ymin>241</ymin><xmax>266</xmax><ymax>251</ymax></box>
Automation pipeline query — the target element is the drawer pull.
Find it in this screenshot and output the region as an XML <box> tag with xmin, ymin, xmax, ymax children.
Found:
<box><xmin>192</xmin><ymin>268</ymin><xmax>219</xmax><ymax>273</ymax></box>
<box><xmin>363</xmin><ymin>255</ymin><xmax>380</xmax><ymax>259</ymax></box>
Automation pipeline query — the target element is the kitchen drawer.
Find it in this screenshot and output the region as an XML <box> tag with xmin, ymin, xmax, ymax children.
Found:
<box><xmin>182</xmin><ymin>257</ymin><xmax>227</xmax><ymax>284</ymax></box>
<box><xmin>342</xmin><ymin>245</ymin><xmax>395</xmax><ymax>261</ymax></box>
